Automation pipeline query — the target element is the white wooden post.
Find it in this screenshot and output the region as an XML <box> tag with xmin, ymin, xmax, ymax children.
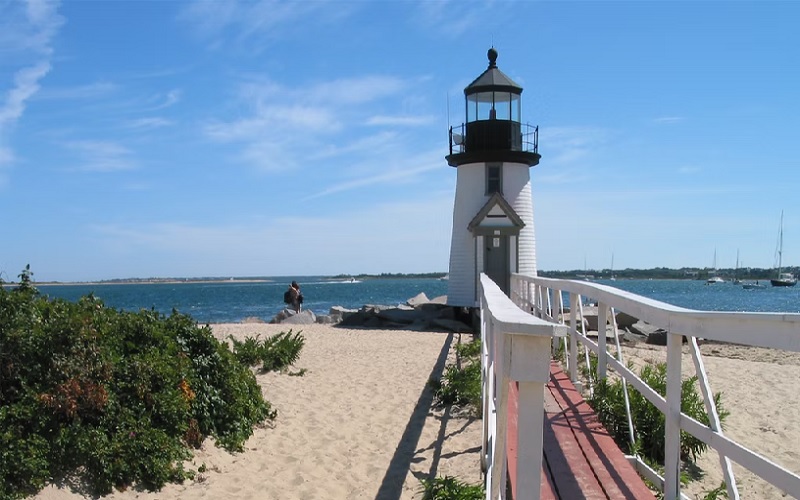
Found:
<box><xmin>664</xmin><ymin>331</ymin><xmax>683</xmax><ymax>499</ymax></box>
<box><xmin>490</xmin><ymin>325</ymin><xmax>511</xmax><ymax>500</ymax></box>
<box><xmin>569</xmin><ymin>292</ymin><xmax>578</xmax><ymax>384</ymax></box>
<box><xmin>597</xmin><ymin>302</ymin><xmax>608</xmax><ymax>379</ymax></box>
<box><xmin>509</xmin><ymin>333</ymin><xmax>553</xmax><ymax>500</ymax></box>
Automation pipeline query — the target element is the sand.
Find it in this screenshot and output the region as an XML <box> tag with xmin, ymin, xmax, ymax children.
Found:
<box><xmin>35</xmin><ymin>324</ymin><xmax>484</xmax><ymax>500</ymax></box>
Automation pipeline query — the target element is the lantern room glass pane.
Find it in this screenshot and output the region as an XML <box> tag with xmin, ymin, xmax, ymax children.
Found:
<box><xmin>511</xmin><ymin>93</ymin><xmax>521</xmax><ymax>122</ymax></box>
<box><xmin>493</xmin><ymin>92</ymin><xmax>511</xmax><ymax>120</ymax></box>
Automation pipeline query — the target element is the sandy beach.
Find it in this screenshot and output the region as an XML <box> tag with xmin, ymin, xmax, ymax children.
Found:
<box><xmin>35</xmin><ymin>324</ymin><xmax>484</xmax><ymax>500</ymax></box>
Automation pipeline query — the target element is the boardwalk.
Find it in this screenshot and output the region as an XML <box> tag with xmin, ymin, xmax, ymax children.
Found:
<box><xmin>507</xmin><ymin>363</ymin><xmax>655</xmax><ymax>499</ymax></box>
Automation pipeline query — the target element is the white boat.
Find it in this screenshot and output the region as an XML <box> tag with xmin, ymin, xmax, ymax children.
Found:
<box><xmin>770</xmin><ymin>211</ymin><xmax>797</xmax><ymax>287</ymax></box>
<box><xmin>706</xmin><ymin>249</ymin><xmax>724</xmax><ymax>284</ymax></box>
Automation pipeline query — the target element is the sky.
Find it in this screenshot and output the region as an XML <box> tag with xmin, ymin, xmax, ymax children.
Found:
<box><xmin>1</xmin><ymin>0</ymin><xmax>799</xmax><ymax>282</ymax></box>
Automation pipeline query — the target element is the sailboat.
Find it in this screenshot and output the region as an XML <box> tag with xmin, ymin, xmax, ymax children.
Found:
<box><xmin>770</xmin><ymin>211</ymin><xmax>797</xmax><ymax>287</ymax></box>
<box><xmin>706</xmin><ymin>248</ymin><xmax>724</xmax><ymax>284</ymax></box>
<box><xmin>610</xmin><ymin>253</ymin><xmax>616</xmax><ymax>281</ymax></box>
<box><xmin>732</xmin><ymin>249</ymin><xmax>741</xmax><ymax>285</ymax></box>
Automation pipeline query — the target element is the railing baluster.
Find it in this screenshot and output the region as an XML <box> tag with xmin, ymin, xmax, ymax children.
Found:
<box><xmin>664</xmin><ymin>331</ymin><xmax>683</xmax><ymax>499</ymax></box>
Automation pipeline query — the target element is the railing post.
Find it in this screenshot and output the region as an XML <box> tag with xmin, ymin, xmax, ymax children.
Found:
<box><xmin>568</xmin><ymin>292</ymin><xmax>579</xmax><ymax>385</ymax></box>
<box><xmin>508</xmin><ymin>332</ymin><xmax>552</xmax><ymax>500</ymax></box>
<box><xmin>664</xmin><ymin>331</ymin><xmax>683</xmax><ymax>499</ymax></box>
<box><xmin>597</xmin><ymin>303</ymin><xmax>608</xmax><ymax>380</ymax></box>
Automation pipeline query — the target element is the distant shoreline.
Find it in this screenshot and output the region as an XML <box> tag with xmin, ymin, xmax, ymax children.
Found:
<box><xmin>3</xmin><ymin>279</ymin><xmax>274</xmax><ymax>287</ymax></box>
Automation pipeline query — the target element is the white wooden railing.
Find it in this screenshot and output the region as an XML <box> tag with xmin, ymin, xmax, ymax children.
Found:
<box><xmin>511</xmin><ymin>273</ymin><xmax>800</xmax><ymax>500</ymax></box>
<box><xmin>479</xmin><ymin>274</ymin><xmax>566</xmax><ymax>500</ymax></box>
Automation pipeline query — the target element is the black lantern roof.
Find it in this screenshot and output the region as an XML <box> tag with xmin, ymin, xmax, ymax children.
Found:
<box><xmin>464</xmin><ymin>48</ymin><xmax>523</xmax><ymax>95</ymax></box>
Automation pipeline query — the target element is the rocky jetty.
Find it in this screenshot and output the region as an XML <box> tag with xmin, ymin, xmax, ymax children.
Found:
<box><xmin>269</xmin><ymin>293</ymin><xmax>473</xmax><ymax>333</ymax></box>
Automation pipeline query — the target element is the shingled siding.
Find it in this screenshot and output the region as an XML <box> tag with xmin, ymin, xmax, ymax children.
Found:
<box><xmin>504</xmin><ymin>165</ymin><xmax>537</xmax><ymax>276</ymax></box>
<box><xmin>447</xmin><ymin>162</ymin><xmax>537</xmax><ymax>307</ymax></box>
<box><xmin>447</xmin><ymin>163</ymin><xmax>484</xmax><ymax>307</ymax></box>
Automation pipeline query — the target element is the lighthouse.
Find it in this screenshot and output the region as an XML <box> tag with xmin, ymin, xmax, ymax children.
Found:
<box><xmin>446</xmin><ymin>48</ymin><xmax>540</xmax><ymax>307</ymax></box>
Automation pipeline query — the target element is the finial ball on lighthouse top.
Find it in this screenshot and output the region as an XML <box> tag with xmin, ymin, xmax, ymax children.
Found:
<box><xmin>487</xmin><ymin>47</ymin><xmax>498</xmax><ymax>68</ymax></box>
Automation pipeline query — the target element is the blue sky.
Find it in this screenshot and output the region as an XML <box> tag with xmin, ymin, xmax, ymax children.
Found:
<box><xmin>1</xmin><ymin>0</ymin><xmax>799</xmax><ymax>282</ymax></box>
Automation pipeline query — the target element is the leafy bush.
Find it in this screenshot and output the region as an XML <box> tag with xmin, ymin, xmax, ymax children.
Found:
<box><xmin>0</xmin><ymin>274</ymin><xmax>276</xmax><ymax>498</ymax></box>
<box><xmin>429</xmin><ymin>339</ymin><xmax>482</xmax><ymax>416</ymax></box>
<box><xmin>229</xmin><ymin>330</ymin><xmax>305</xmax><ymax>373</ymax></box>
<box><xmin>420</xmin><ymin>475</ymin><xmax>484</xmax><ymax>500</ymax></box>
<box><xmin>260</xmin><ymin>330</ymin><xmax>305</xmax><ymax>372</ymax></box>
<box><xmin>587</xmin><ymin>360</ymin><xmax>728</xmax><ymax>464</ymax></box>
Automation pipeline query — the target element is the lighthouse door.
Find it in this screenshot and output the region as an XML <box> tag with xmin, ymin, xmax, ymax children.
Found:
<box><xmin>484</xmin><ymin>235</ymin><xmax>509</xmax><ymax>294</ymax></box>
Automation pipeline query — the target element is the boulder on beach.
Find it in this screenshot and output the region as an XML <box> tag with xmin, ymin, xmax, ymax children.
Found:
<box><xmin>270</xmin><ymin>309</ymin><xmax>317</xmax><ymax>325</ymax></box>
<box><xmin>269</xmin><ymin>293</ymin><xmax>473</xmax><ymax>333</ymax></box>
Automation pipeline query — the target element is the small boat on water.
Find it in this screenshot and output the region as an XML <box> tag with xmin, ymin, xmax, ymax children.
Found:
<box><xmin>770</xmin><ymin>211</ymin><xmax>797</xmax><ymax>287</ymax></box>
<box><xmin>742</xmin><ymin>282</ymin><xmax>766</xmax><ymax>290</ymax></box>
<box><xmin>707</xmin><ymin>249</ymin><xmax>724</xmax><ymax>284</ymax></box>
<box><xmin>771</xmin><ymin>273</ymin><xmax>797</xmax><ymax>287</ymax></box>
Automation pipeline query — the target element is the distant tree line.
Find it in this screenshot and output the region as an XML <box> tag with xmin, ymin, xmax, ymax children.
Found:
<box><xmin>331</xmin><ymin>272</ymin><xmax>447</xmax><ymax>280</ymax></box>
<box><xmin>539</xmin><ymin>266</ymin><xmax>796</xmax><ymax>281</ymax></box>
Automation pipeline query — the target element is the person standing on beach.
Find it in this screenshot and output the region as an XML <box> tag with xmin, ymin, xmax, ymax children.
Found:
<box><xmin>285</xmin><ymin>281</ymin><xmax>302</xmax><ymax>313</ymax></box>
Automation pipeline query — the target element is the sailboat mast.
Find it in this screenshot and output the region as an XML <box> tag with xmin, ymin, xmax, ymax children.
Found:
<box><xmin>778</xmin><ymin>210</ymin><xmax>784</xmax><ymax>275</ymax></box>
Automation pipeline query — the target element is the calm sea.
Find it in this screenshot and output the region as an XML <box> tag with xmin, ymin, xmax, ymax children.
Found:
<box><xmin>31</xmin><ymin>277</ymin><xmax>800</xmax><ymax>324</ymax></box>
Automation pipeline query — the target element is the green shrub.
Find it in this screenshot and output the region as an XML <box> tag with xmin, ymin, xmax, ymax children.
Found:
<box><xmin>588</xmin><ymin>360</ymin><xmax>728</xmax><ymax>464</ymax></box>
<box><xmin>260</xmin><ymin>330</ymin><xmax>305</xmax><ymax>372</ymax></box>
<box><xmin>420</xmin><ymin>475</ymin><xmax>484</xmax><ymax>500</ymax></box>
<box><xmin>0</xmin><ymin>273</ymin><xmax>276</xmax><ymax>498</ymax></box>
<box><xmin>429</xmin><ymin>339</ymin><xmax>482</xmax><ymax>416</ymax></box>
<box><xmin>455</xmin><ymin>337</ymin><xmax>481</xmax><ymax>358</ymax></box>
<box><xmin>229</xmin><ymin>334</ymin><xmax>263</xmax><ymax>366</ymax></box>
<box><xmin>229</xmin><ymin>330</ymin><xmax>305</xmax><ymax>373</ymax></box>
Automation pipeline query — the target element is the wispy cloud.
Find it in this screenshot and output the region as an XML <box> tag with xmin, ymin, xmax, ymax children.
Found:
<box><xmin>64</xmin><ymin>140</ymin><xmax>136</xmax><ymax>172</ymax></box>
<box><xmin>179</xmin><ymin>0</ymin><xmax>356</xmax><ymax>51</ymax></box>
<box><xmin>125</xmin><ymin>117</ymin><xmax>174</xmax><ymax>129</ymax></box>
<box><xmin>0</xmin><ymin>0</ymin><xmax>63</xmax><ymax>173</ymax></box>
<box><xmin>367</xmin><ymin>115</ymin><xmax>435</xmax><ymax>127</ymax></box>
<box><xmin>35</xmin><ymin>81</ymin><xmax>117</xmax><ymax>100</ymax></box>
<box><xmin>144</xmin><ymin>89</ymin><xmax>182</xmax><ymax>111</ymax></box>
<box><xmin>0</xmin><ymin>62</ymin><xmax>51</xmax><ymax>127</ymax></box>
<box><xmin>654</xmin><ymin>116</ymin><xmax>684</xmax><ymax>124</ymax></box>
<box><xmin>204</xmin><ymin>74</ymin><xmax>424</xmax><ymax>172</ymax></box>
<box><xmin>538</xmin><ymin>126</ymin><xmax>610</xmax><ymax>166</ymax></box>
<box><xmin>302</xmin><ymin>149</ymin><xmax>442</xmax><ymax>200</ymax></box>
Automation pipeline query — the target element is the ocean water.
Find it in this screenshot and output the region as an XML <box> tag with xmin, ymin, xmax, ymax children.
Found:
<box><xmin>31</xmin><ymin>277</ymin><xmax>800</xmax><ymax>325</ymax></box>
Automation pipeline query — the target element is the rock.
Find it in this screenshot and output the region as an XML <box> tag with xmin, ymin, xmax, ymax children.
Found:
<box><xmin>430</xmin><ymin>295</ymin><xmax>448</xmax><ymax>304</ymax></box>
<box><xmin>615</xmin><ymin>311</ymin><xmax>638</xmax><ymax>329</ymax></box>
<box><xmin>339</xmin><ymin>311</ymin><xmax>369</xmax><ymax>327</ymax></box>
<box><xmin>329</xmin><ymin>306</ymin><xmax>357</xmax><ymax>323</ymax></box>
<box><xmin>406</xmin><ymin>292</ymin><xmax>430</xmax><ymax>307</ymax></box>
<box><xmin>628</xmin><ymin>321</ymin><xmax>662</xmax><ymax>337</ymax></box>
<box><xmin>316</xmin><ymin>315</ymin><xmax>335</xmax><ymax>324</ymax></box>
<box><xmin>432</xmin><ymin>318</ymin><xmax>473</xmax><ymax>333</ymax></box>
<box><xmin>281</xmin><ymin>310</ymin><xmax>317</xmax><ymax>325</ymax></box>
<box><xmin>645</xmin><ymin>329</ymin><xmax>668</xmax><ymax>346</ymax></box>
<box><xmin>377</xmin><ymin>308</ymin><xmax>427</xmax><ymax>324</ymax></box>
<box><xmin>363</xmin><ymin>316</ymin><xmax>383</xmax><ymax>328</ymax></box>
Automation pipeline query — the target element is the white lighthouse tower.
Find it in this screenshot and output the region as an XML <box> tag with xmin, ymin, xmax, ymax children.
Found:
<box><xmin>446</xmin><ymin>48</ymin><xmax>540</xmax><ymax>307</ymax></box>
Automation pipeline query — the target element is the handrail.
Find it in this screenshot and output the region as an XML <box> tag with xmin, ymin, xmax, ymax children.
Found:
<box><xmin>479</xmin><ymin>274</ymin><xmax>565</xmax><ymax>500</ymax></box>
<box><xmin>512</xmin><ymin>273</ymin><xmax>800</xmax><ymax>500</ymax></box>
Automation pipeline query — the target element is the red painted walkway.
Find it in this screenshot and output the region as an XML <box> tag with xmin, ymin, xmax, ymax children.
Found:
<box><xmin>506</xmin><ymin>362</ymin><xmax>656</xmax><ymax>499</ymax></box>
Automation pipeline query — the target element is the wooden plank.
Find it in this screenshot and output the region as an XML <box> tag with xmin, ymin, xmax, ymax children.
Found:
<box><xmin>542</xmin><ymin>389</ymin><xmax>600</xmax><ymax>498</ymax></box>
<box><xmin>547</xmin><ymin>363</ymin><xmax>656</xmax><ymax>500</ymax></box>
